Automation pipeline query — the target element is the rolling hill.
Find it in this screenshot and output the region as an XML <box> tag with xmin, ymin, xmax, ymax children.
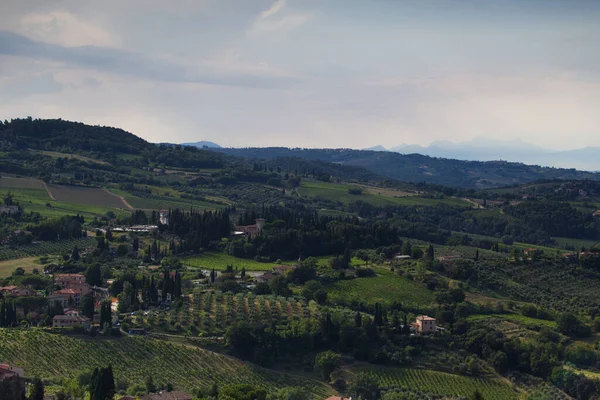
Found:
<box><xmin>212</xmin><ymin>147</ymin><xmax>600</xmax><ymax>189</ymax></box>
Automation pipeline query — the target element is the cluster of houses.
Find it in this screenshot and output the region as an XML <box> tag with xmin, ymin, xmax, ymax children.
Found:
<box><xmin>0</xmin><ymin>271</ymin><xmax>113</xmax><ymax>330</ymax></box>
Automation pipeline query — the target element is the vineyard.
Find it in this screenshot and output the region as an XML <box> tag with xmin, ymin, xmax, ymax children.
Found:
<box><xmin>476</xmin><ymin>258</ymin><xmax>600</xmax><ymax>312</ymax></box>
<box><xmin>0</xmin><ymin>237</ymin><xmax>96</xmax><ymax>262</ymax></box>
<box><xmin>325</xmin><ymin>267</ymin><xmax>435</xmax><ymax>309</ymax></box>
<box><xmin>0</xmin><ymin>329</ymin><xmax>334</xmax><ymax>397</ymax></box>
<box><xmin>139</xmin><ymin>291</ymin><xmax>320</xmax><ymax>335</ymax></box>
<box><xmin>355</xmin><ymin>367</ymin><xmax>518</xmax><ymax>399</ymax></box>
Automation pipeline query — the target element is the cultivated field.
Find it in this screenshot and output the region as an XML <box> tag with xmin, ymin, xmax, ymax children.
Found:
<box><xmin>325</xmin><ymin>267</ymin><xmax>435</xmax><ymax>309</ymax></box>
<box><xmin>296</xmin><ymin>181</ymin><xmax>469</xmax><ymax>208</ymax></box>
<box><xmin>0</xmin><ymin>257</ymin><xmax>42</xmax><ymax>278</ymax></box>
<box><xmin>0</xmin><ymin>176</ymin><xmax>45</xmax><ymax>189</ymax></box>
<box><xmin>38</xmin><ymin>150</ymin><xmax>110</xmax><ymax>165</ymax></box>
<box><xmin>353</xmin><ymin>367</ymin><xmax>518</xmax><ymax>399</ymax></box>
<box><xmin>0</xmin><ymin>330</ymin><xmax>333</xmax><ymax>397</ymax></box>
<box><xmin>140</xmin><ymin>291</ymin><xmax>319</xmax><ymax>335</ymax></box>
<box><xmin>47</xmin><ymin>185</ymin><xmax>127</xmax><ymax>208</ymax></box>
<box><xmin>182</xmin><ymin>252</ymin><xmax>283</xmax><ymax>271</ymax></box>
<box><xmin>467</xmin><ymin>313</ymin><xmax>557</xmax><ymax>330</ymax></box>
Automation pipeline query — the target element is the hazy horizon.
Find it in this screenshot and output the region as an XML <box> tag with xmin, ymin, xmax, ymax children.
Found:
<box><xmin>1</xmin><ymin>0</ymin><xmax>599</xmax><ymax>151</ymax></box>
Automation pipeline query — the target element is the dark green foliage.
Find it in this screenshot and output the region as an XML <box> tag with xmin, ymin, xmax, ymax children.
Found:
<box><xmin>29</xmin><ymin>377</ymin><xmax>44</xmax><ymax>400</ymax></box>
<box><xmin>314</xmin><ymin>351</ymin><xmax>341</xmax><ymax>382</ymax></box>
<box><xmin>347</xmin><ymin>372</ymin><xmax>380</xmax><ymax>400</ymax></box>
<box><xmin>85</xmin><ymin>264</ymin><xmax>103</xmax><ymax>287</ymax></box>
<box><xmin>219</xmin><ymin>384</ymin><xmax>267</xmax><ymax>400</ymax></box>
<box><xmin>89</xmin><ymin>365</ymin><xmax>115</xmax><ymax>400</ymax></box>
<box><xmin>81</xmin><ymin>294</ymin><xmax>95</xmax><ymax>319</ymax></box>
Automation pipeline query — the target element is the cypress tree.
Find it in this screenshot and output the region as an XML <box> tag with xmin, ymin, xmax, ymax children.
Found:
<box><xmin>29</xmin><ymin>377</ymin><xmax>44</xmax><ymax>400</ymax></box>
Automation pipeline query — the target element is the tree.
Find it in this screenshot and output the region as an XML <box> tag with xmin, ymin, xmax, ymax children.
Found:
<box><xmin>89</xmin><ymin>366</ymin><xmax>115</xmax><ymax>400</ymax></box>
<box><xmin>267</xmin><ymin>387</ymin><xmax>309</xmax><ymax>400</ymax></box>
<box><xmin>426</xmin><ymin>244</ymin><xmax>435</xmax><ymax>261</ymax></box>
<box><xmin>469</xmin><ymin>389</ymin><xmax>483</xmax><ymax>400</ymax></box>
<box><xmin>81</xmin><ymin>293</ymin><xmax>95</xmax><ymax>319</ymax></box>
<box><xmin>347</xmin><ymin>372</ymin><xmax>380</xmax><ymax>400</ymax></box>
<box><xmin>401</xmin><ymin>241</ymin><xmax>412</xmax><ymax>256</ymax></box>
<box><xmin>29</xmin><ymin>377</ymin><xmax>45</xmax><ymax>400</ymax></box>
<box><xmin>71</xmin><ymin>245</ymin><xmax>80</xmax><ymax>261</ymax></box>
<box><xmin>85</xmin><ymin>264</ymin><xmax>103</xmax><ymax>287</ymax></box>
<box><xmin>145</xmin><ymin>375</ymin><xmax>156</xmax><ymax>394</ymax></box>
<box><xmin>314</xmin><ymin>351</ymin><xmax>341</xmax><ymax>382</ymax></box>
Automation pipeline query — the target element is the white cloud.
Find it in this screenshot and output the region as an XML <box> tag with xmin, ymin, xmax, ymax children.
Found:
<box><xmin>250</xmin><ymin>0</ymin><xmax>311</xmax><ymax>35</ymax></box>
<box><xmin>19</xmin><ymin>10</ymin><xmax>119</xmax><ymax>47</ymax></box>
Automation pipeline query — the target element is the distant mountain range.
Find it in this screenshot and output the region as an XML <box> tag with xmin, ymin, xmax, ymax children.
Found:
<box><xmin>181</xmin><ymin>141</ymin><xmax>222</xmax><ymax>149</ymax></box>
<box><xmin>366</xmin><ymin>138</ymin><xmax>599</xmax><ymax>171</ymax></box>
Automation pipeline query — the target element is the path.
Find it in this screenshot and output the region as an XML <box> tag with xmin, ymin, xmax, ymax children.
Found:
<box><xmin>43</xmin><ymin>182</ymin><xmax>56</xmax><ymax>200</ymax></box>
<box><xmin>102</xmin><ymin>189</ymin><xmax>134</xmax><ymax>210</ymax></box>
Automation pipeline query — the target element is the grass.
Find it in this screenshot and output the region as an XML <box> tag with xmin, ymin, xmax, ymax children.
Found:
<box><xmin>0</xmin><ymin>186</ymin><xmax>129</xmax><ymax>219</ymax></box>
<box><xmin>353</xmin><ymin>366</ymin><xmax>518</xmax><ymax>399</ymax></box>
<box><xmin>182</xmin><ymin>252</ymin><xmax>285</xmax><ymax>271</ymax></box>
<box><xmin>0</xmin><ymin>329</ymin><xmax>333</xmax><ymax>397</ymax></box>
<box><xmin>325</xmin><ymin>267</ymin><xmax>434</xmax><ymax>309</ymax></box>
<box><xmin>36</xmin><ymin>150</ymin><xmax>110</xmax><ymax>165</ymax></box>
<box><xmin>467</xmin><ymin>313</ymin><xmax>557</xmax><ymax>329</ymax></box>
<box><xmin>0</xmin><ymin>257</ymin><xmax>41</xmax><ymax>277</ymax></box>
<box><xmin>297</xmin><ymin>181</ymin><xmax>469</xmax><ymax>208</ymax></box>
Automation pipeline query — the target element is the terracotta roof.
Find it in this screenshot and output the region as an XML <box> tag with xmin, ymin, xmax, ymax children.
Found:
<box><xmin>0</xmin><ymin>286</ymin><xmax>18</xmax><ymax>291</ymax></box>
<box><xmin>53</xmin><ymin>315</ymin><xmax>90</xmax><ymax>322</ymax></box>
<box><xmin>55</xmin><ymin>274</ymin><xmax>85</xmax><ymax>277</ymax></box>
<box><xmin>416</xmin><ymin>315</ymin><xmax>436</xmax><ymax>321</ymax></box>
<box><xmin>55</xmin><ymin>289</ymin><xmax>77</xmax><ymax>295</ymax></box>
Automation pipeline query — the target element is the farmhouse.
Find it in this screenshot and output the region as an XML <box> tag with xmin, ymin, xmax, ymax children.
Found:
<box><xmin>523</xmin><ymin>248</ymin><xmax>539</xmax><ymax>257</ymax></box>
<box><xmin>159</xmin><ymin>209</ymin><xmax>170</xmax><ymax>225</ymax></box>
<box><xmin>593</xmin><ymin>210</ymin><xmax>600</xmax><ymax>217</ymax></box>
<box><xmin>256</xmin><ymin>271</ymin><xmax>276</xmax><ymax>283</ymax></box>
<box><xmin>52</xmin><ymin>285</ymin><xmax>91</xmax><ymax>307</ymax></box>
<box><xmin>0</xmin><ymin>205</ymin><xmax>19</xmax><ymax>215</ymax></box>
<box><xmin>234</xmin><ymin>218</ymin><xmax>266</xmax><ymax>239</ymax></box>
<box><xmin>273</xmin><ymin>265</ymin><xmax>297</xmax><ymax>275</ymax></box>
<box><xmin>55</xmin><ymin>273</ymin><xmax>86</xmax><ymax>287</ymax></box>
<box><xmin>0</xmin><ymin>286</ymin><xmax>36</xmax><ymax>297</ymax></box>
<box><xmin>140</xmin><ymin>391</ymin><xmax>193</xmax><ymax>400</ymax></box>
<box><xmin>53</xmin><ymin>314</ymin><xmax>91</xmax><ymax>330</ymax></box>
<box><xmin>437</xmin><ymin>255</ymin><xmax>461</xmax><ymax>264</ymax></box>
<box><xmin>414</xmin><ymin>315</ymin><xmax>437</xmax><ymax>334</ymax></box>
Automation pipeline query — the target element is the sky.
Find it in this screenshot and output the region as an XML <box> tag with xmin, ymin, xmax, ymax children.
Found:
<box><xmin>1</xmin><ymin>0</ymin><xmax>599</xmax><ymax>150</ymax></box>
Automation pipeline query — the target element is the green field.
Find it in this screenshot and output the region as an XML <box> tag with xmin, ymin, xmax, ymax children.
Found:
<box><xmin>467</xmin><ymin>313</ymin><xmax>557</xmax><ymax>329</ymax></box>
<box><xmin>0</xmin><ymin>329</ymin><xmax>333</xmax><ymax>397</ymax></box>
<box><xmin>0</xmin><ymin>257</ymin><xmax>42</xmax><ymax>277</ymax></box>
<box><xmin>0</xmin><ymin>186</ymin><xmax>129</xmax><ymax>219</ymax></box>
<box><xmin>356</xmin><ymin>367</ymin><xmax>518</xmax><ymax>399</ymax></box>
<box><xmin>325</xmin><ymin>267</ymin><xmax>434</xmax><ymax>308</ymax></box>
<box><xmin>296</xmin><ymin>181</ymin><xmax>469</xmax><ymax>208</ymax></box>
<box><xmin>182</xmin><ymin>252</ymin><xmax>285</xmax><ymax>271</ymax></box>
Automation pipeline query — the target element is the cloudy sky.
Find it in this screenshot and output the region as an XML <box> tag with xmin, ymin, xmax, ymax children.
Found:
<box><xmin>1</xmin><ymin>0</ymin><xmax>599</xmax><ymax>149</ymax></box>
